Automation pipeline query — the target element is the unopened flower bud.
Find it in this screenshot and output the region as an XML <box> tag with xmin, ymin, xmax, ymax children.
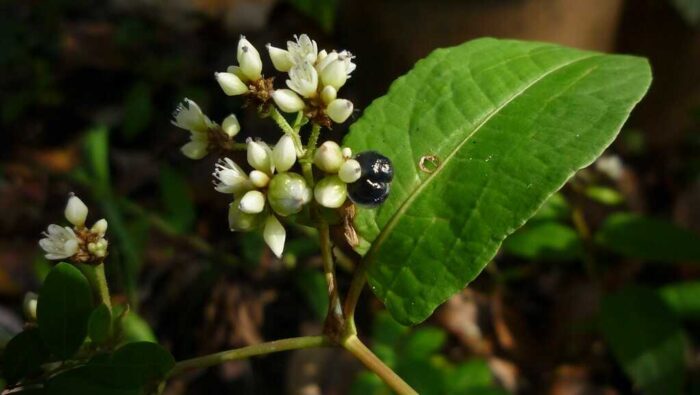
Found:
<box><xmin>267</xmin><ymin>44</ymin><xmax>294</xmax><ymax>72</ymax></box>
<box><xmin>320</xmin><ymin>59</ymin><xmax>348</xmax><ymax>89</ymax></box>
<box><xmin>339</xmin><ymin>159</ymin><xmax>362</xmax><ymax>183</ymax></box>
<box><xmin>263</xmin><ymin>215</ymin><xmax>286</xmax><ymax>258</ymax></box>
<box><xmin>249</xmin><ymin>170</ymin><xmax>270</xmax><ymax>188</ymax></box>
<box><xmin>222</xmin><ymin>114</ymin><xmax>241</xmax><ymax>138</ymax></box>
<box><xmin>267</xmin><ymin>173</ymin><xmax>311</xmax><ymax>216</ymax></box>
<box><xmin>91</xmin><ymin>218</ymin><xmax>108</xmax><ymax>236</ymax></box>
<box><xmin>65</xmin><ymin>195</ymin><xmax>88</xmax><ymax>227</ymax></box>
<box><xmin>23</xmin><ymin>292</ymin><xmax>38</xmax><ymax>322</ymax></box>
<box><xmin>272</xmin><ymin>89</ymin><xmax>305</xmax><ymax>113</ymax></box>
<box><xmin>342</xmin><ymin>147</ymin><xmax>353</xmax><ymax>159</ymax></box>
<box><xmin>314</xmin><ymin>141</ymin><xmax>344</xmax><ymax>173</ymax></box>
<box><xmin>273</xmin><ymin>135</ymin><xmax>297</xmax><ymax>172</ymax></box>
<box><xmin>326</xmin><ymin>99</ymin><xmax>353</xmax><ymax>123</ymax></box>
<box><xmin>239</xmin><ymin>190</ymin><xmax>266</xmax><ymax>214</ymax></box>
<box><xmin>237</xmin><ymin>36</ymin><xmax>263</xmax><ymax>81</ymax></box>
<box><xmin>229</xmin><ymin>197</ymin><xmax>264</xmax><ymax>231</ymax></box>
<box><xmin>215</xmin><ymin>72</ymin><xmax>248</xmax><ymax>96</ymax></box>
<box><xmin>314</xmin><ymin>176</ymin><xmax>348</xmax><ymax>208</ymax></box>
<box><xmin>181</xmin><ymin>139</ymin><xmax>209</xmax><ymax>160</ymax></box>
<box><xmin>247</xmin><ymin>139</ymin><xmax>273</xmax><ymax>174</ymax></box>
<box><xmin>320</xmin><ymin>85</ymin><xmax>337</xmax><ymax>105</ymax></box>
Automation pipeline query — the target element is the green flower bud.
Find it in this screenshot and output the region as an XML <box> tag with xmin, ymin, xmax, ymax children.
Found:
<box><xmin>267</xmin><ymin>173</ymin><xmax>311</xmax><ymax>216</ymax></box>
<box><xmin>314</xmin><ymin>176</ymin><xmax>348</xmax><ymax>208</ymax></box>
<box><xmin>229</xmin><ymin>197</ymin><xmax>264</xmax><ymax>231</ymax></box>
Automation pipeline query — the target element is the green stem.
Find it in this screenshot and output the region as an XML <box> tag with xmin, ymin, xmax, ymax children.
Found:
<box><xmin>301</xmin><ymin>123</ymin><xmax>322</xmax><ymax>185</ymax></box>
<box><xmin>342</xmin><ymin>335</ymin><xmax>418</xmax><ymax>395</ymax></box>
<box><xmin>169</xmin><ymin>336</ymin><xmax>329</xmax><ymax>376</ymax></box>
<box><xmin>269</xmin><ymin>107</ymin><xmax>304</xmax><ymax>155</ymax></box>
<box><xmin>343</xmin><ymin>257</ymin><xmax>368</xmax><ymax>332</ymax></box>
<box><xmin>78</xmin><ymin>263</ymin><xmax>112</xmax><ymax>311</ymax></box>
<box><xmin>318</xmin><ymin>219</ymin><xmax>344</xmax><ymax>328</ymax></box>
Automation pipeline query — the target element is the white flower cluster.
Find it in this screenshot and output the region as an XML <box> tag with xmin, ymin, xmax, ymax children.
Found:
<box><xmin>213</xmin><ymin>35</ymin><xmax>356</xmax><ymax>125</ymax></box>
<box><xmin>312</xmin><ymin>141</ymin><xmax>362</xmax><ymax>208</ymax></box>
<box><xmin>39</xmin><ymin>195</ymin><xmax>109</xmax><ymax>262</ymax></box>
<box><xmin>214</xmin><ymin>136</ymin><xmax>310</xmax><ymax>257</ymax></box>
<box><xmin>171</xmin><ymin>99</ymin><xmax>240</xmax><ymax>160</ymax></box>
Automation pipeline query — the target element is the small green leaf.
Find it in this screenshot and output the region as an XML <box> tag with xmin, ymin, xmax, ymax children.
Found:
<box><xmin>159</xmin><ymin>166</ymin><xmax>195</xmax><ymax>233</ymax></box>
<box><xmin>113</xmin><ymin>306</ymin><xmax>157</xmax><ymax>344</ymax></box>
<box><xmin>98</xmin><ymin>342</ymin><xmax>175</xmax><ymax>388</ymax></box>
<box><xmin>595</xmin><ymin>213</ymin><xmax>700</xmax><ymax>263</ymax></box>
<box><xmin>503</xmin><ymin>222</ymin><xmax>583</xmax><ymax>261</ymax></box>
<box><xmin>37</xmin><ymin>262</ymin><xmax>93</xmax><ymax>359</ymax></box>
<box><xmin>584</xmin><ymin>185</ymin><xmax>624</xmax><ymax>205</ymax></box>
<box><xmin>659</xmin><ymin>281</ymin><xmax>700</xmax><ymax>320</ymax></box>
<box><xmin>82</xmin><ymin>126</ymin><xmax>110</xmax><ymax>191</ymax></box>
<box><xmin>88</xmin><ymin>304</ymin><xmax>113</xmax><ymax>344</ymax></box>
<box><xmin>600</xmin><ymin>286</ymin><xmax>687</xmax><ymax>395</ymax></box>
<box><xmin>2</xmin><ymin>329</ymin><xmax>49</xmax><ymax>384</ymax></box>
<box><xmin>46</xmin><ymin>367</ymin><xmax>140</xmax><ymax>395</ymax></box>
<box><xmin>344</xmin><ymin>38</ymin><xmax>652</xmax><ymax>324</ymax></box>
<box><xmin>531</xmin><ymin>192</ymin><xmax>570</xmax><ymax>222</ymax></box>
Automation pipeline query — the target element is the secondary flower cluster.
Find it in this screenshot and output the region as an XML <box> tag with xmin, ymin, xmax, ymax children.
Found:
<box><xmin>39</xmin><ymin>195</ymin><xmax>109</xmax><ymax>263</ymax></box>
<box><xmin>171</xmin><ymin>99</ymin><xmax>241</xmax><ymax>160</ymax></box>
<box><xmin>215</xmin><ymin>35</ymin><xmax>355</xmax><ymax>126</ymax></box>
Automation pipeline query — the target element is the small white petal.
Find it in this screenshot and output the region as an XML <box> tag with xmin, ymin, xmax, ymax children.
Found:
<box><xmin>237</xmin><ymin>36</ymin><xmax>263</xmax><ymax>81</ymax></box>
<box><xmin>287</xmin><ymin>34</ymin><xmax>318</xmax><ymax>64</ymax></box>
<box><xmin>23</xmin><ymin>292</ymin><xmax>38</xmax><ymax>321</ymax></box>
<box><xmin>213</xmin><ymin>158</ymin><xmax>252</xmax><ymax>194</ymax></box>
<box><xmin>273</xmin><ymin>135</ymin><xmax>297</xmax><ymax>172</ymax></box>
<box><xmin>339</xmin><ymin>159</ymin><xmax>362</xmax><ymax>183</ymax></box>
<box><xmin>247</xmin><ymin>139</ymin><xmax>274</xmax><ymax>174</ymax></box>
<box><xmin>263</xmin><ymin>215</ymin><xmax>286</xmax><ymax>258</ymax></box>
<box><xmin>181</xmin><ymin>140</ymin><xmax>208</xmax><ymax>160</ymax></box>
<box><xmin>64</xmin><ymin>239</ymin><xmax>79</xmax><ymax>256</ymax></box>
<box><xmin>65</xmin><ymin>195</ymin><xmax>88</xmax><ymax>227</ymax></box>
<box><xmin>267</xmin><ymin>44</ymin><xmax>294</xmax><ymax>72</ymax></box>
<box><xmin>316</xmin><ymin>50</ymin><xmax>338</xmax><ymax>73</ymax></box>
<box><xmin>91</xmin><ymin>218</ymin><xmax>108</xmax><ymax>236</ymax></box>
<box><xmin>215</xmin><ymin>72</ymin><xmax>249</xmax><ymax>96</ymax></box>
<box><xmin>320</xmin><ymin>59</ymin><xmax>348</xmax><ymax>90</ymax></box>
<box><xmin>286</xmin><ymin>62</ymin><xmax>318</xmax><ymax>98</ymax></box>
<box><xmin>222</xmin><ymin>114</ymin><xmax>241</xmax><ymax>138</ymax></box>
<box><xmin>320</xmin><ymin>85</ymin><xmax>337</xmax><ymax>105</ymax></box>
<box><xmin>239</xmin><ymin>190</ymin><xmax>266</xmax><ymax>214</ymax></box>
<box><xmin>272</xmin><ymin>89</ymin><xmax>305</xmax><ymax>113</ymax></box>
<box><xmin>314</xmin><ymin>141</ymin><xmax>344</xmax><ymax>173</ymax></box>
<box><xmin>171</xmin><ymin>98</ymin><xmax>211</xmax><ymax>133</ymax></box>
<box><xmin>314</xmin><ymin>176</ymin><xmax>348</xmax><ymax>208</ymax></box>
<box><xmin>249</xmin><ymin>170</ymin><xmax>270</xmax><ymax>188</ymax></box>
<box><xmin>326</xmin><ymin>99</ymin><xmax>353</xmax><ymax>123</ymax></box>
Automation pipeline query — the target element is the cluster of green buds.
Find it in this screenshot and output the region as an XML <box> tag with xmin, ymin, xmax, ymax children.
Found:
<box><xmin>38</xmin><ymin>194</ymin><xmax>109</xmax><ymax>264</ymax></box>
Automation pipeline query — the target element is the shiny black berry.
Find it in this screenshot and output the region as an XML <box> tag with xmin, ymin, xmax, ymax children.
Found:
<box><xmin>347</xmin><ymin>177</ymin><xmax>390</xmax><ymax>207</ymax></box>
<box><xmin>355</xmin><ymin>151</ymin><xmax>393</xmax><ymax>182</ymax></box>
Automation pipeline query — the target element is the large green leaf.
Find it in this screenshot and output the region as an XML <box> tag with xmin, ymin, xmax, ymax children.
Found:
<box><xmin>600</xmin><ymin>286</ymin><xmax>687</xmax><ymax>395</ymax></box>
<box><xmin>343</xmin><ymin>38</ymin><xmax>651</xmax><ymax>324</ymax></box>
<box><xmin>595</xmin><ymin>212</ymin><xmax>700</xmax><ymax>263</ymax></box>
<box><xmin>2</xmin><ymin>329</ymin><xmax>49</xmax><ymax>384</ymax></box>
<box><xmin>37</xmin><ymin>262</ymin><xmax>93</xmax><ymax>359</ymax></box>
<box><xmin>660</xmin><ymin>281</ymin><xmax>700</xmax><ymax>320</ymax></box>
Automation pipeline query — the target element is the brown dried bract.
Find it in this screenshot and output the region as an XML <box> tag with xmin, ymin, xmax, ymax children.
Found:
<box><xmin>342</xmin><ymin>203</ymin><xmax>359</xmax><ymax>247</ymax></box>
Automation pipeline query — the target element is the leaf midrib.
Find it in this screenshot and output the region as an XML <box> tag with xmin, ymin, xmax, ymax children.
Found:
<box><xmin>364</xmin><ymin>52</ymin><xmax>600</xmax><ymax>272</ymax></box>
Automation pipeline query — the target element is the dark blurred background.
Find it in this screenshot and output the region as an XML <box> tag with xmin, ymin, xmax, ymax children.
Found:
<box><xmin>1</xmin><ymin>0</ymin><xmax>700</xmax><ymax>394</ymax></box>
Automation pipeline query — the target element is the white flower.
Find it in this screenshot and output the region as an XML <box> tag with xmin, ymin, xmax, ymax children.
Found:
<box><xmin>273</xmin><ymin>135</ymin><xmax>297</xmax><ymax>172</ymax></box>
<box><xmin>272</xmin><ymin>89</ymin><xmax>305</xmax><ymax>113</ymax></box>
<box><xmin>222</xmin><ymin>114</ymin><xmax>241</xmax><ymax>138</ymax></box>
<box><xmin>181</xmin><ymin>133</ymin><xmax>209</xmax><ymax>160</ymax></box>
<box><xmin>171</xmin><ymin>98</ymin><xmax>214</xmax><ymax>134</ymax></box>
<box><xmin>314</xmin><ymin>176</ymin><xmax>348</xmax><ymax>208</ymax></box>
<box><xmin>215</xmin><ymin>72</ymin><xmax>249</xmax><ymax>96</ymax></box>
<box><xmin>39</xmin><ymin>224</ymin><xmax>80</xmax><ymax>260</ymax></box>
<box><xmin>339</xmin><ymin>159</ymin><xmax>362</xmax><ymax>183</ymax></box>
<box><xmin>247</xmin><ymin>139</ymin><xmax>274</xmax><ymax>175</ymax></box>
<box><xmin>237</xmin><ymin>36</ymin><xmax>263</xmax><ymax>81</ymax></box>
<box><xmin>287</xmin><ymin>62</ymin><xmax>319</xmax><ymax>98</ymax></box>
<box><xmin>239</xmin><ymin>190</ymin><xmax>266</xmax><ymax>214</ymax></box>
<box><xmin>263</xmin><ymin>215</ymin><xmax>286</xmax><ymax>258</ymax></box>
<box><xmin>326</xmin><ymin>99</ymin><xmax>353</xmax><ymax>123</ymax></box>
<box><xmin>287</xmin><ymin>34</ymin><xmax>318</xmax><ymax>65</ymax></box>
<box><xmin>267</xmin><ymin>44</ymin><xmax>295</xmax><ymax>72</ymax></box>
<box><xmin>314</xmin><ymin>141</ymin><xmax>344</xmax><ymax>173</ymax></box>
<box><xmin>65</xmin><ymin>194</ymin><xmax>88</xmax><ymax>227</ymax></box>
<box><xmin>213</xmin><ymin>158</ymin><xmax>253</xmax><ymax>195</ymax></box>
